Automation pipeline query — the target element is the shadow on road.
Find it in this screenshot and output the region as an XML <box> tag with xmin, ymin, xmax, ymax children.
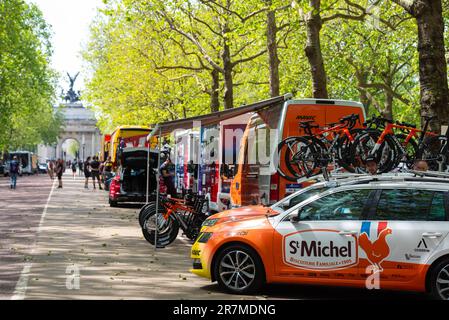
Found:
<box><xmin>201</xmin><ymin>282</ymin><xmax>430</xmax><ymax>300</ymax></box>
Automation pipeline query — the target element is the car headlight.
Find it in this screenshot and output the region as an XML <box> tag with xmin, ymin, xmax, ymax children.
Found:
<box><xmin>202</xmin><ymin>218</ymin><xmax>218</xmax><ymax>227</ymax></box>
<box><xmin>197</xmin><ymin>232</ymin><xmax>213</xmax><ymax>243</ymax></box>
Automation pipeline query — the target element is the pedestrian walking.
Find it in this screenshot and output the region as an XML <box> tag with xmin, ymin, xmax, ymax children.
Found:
<box><xmin>78</xmin><ymin>159</ymin><xmax>83</xmax><ymax>176</ymax></box>
<box><xmin>90</xmin><ymin>156</ymin><xmax>102</xmax><ymax>190</ymax></box>
<box><xmin>55</xmin><ymin>158</ymin><xmax>65</xmax><ymax>188</ymax></box>
<box><xmin>84</xmin><ymin>157</ymin><xmax>91</xmax><ymax>189</ymax></box>
<box><xmin>47</xmin><ymin>160</ymin><xmax>55</xmax><ymax>180</ymax></box>
<box><xmin>9</xmin><ymin>156</ymin><xmax>20</xmax><ymax>189</ymax></box>
<box><xmin>71</xmin><ymin>160</ymin><xmax>77</xmax><ymax>179</ymax></box>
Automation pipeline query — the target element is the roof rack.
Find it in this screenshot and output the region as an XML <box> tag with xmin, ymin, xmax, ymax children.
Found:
<box><xmin>297</xmin><ymin>170</ymin><xmax>449</xmax><ymax>187</ymax></box>
<box><xmin>407</xmin><ymin>169</ymin><xmax>449</xmax><ymax>179</ymax></box>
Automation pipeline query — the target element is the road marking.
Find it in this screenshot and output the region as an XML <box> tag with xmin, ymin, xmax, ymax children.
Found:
<box><xmin>11</xmin><ymin>179</ymin><xmax>56</xmax><ymax>300</ymax></box>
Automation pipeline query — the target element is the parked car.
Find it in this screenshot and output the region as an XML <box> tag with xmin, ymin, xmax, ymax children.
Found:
<box><xmin>191</xmin><ymin>172</ymin><xmax>449</xmax><ymax>300</ymax></box>
<box><xmin>109</xmin><ymin>147</ymin><xmax>159</xmax><ymax>207</ymax></box>
<box><xmin>38</xmin><ymin>163</ymin><xmax>48</xmax><ymax>174</ymax></box>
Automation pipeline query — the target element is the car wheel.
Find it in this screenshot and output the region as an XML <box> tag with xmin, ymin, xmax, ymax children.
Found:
<box><xmin>109</xmin><ymin>199</ymin><xmax>118</xmax><ymax>207</ymax></box>
<box><xmin>430</xmin><ymin>258</ymin><xmax>449</xmax><ymax>300</ymax></box>
<box><xmin>214</xmin><ymin>245</ymin><xmax>265</xmax><ymax>294</ymax></box>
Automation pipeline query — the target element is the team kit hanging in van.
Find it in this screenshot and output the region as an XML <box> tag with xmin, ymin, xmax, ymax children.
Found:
<box><xmin>156</xmin><ymin>95</ymin><xmax>366</xmax><ymax>213</ymax></box>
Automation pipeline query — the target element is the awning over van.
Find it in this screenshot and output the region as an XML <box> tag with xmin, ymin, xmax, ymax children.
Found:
<box><xmin>147</xmin><ymin>93</ymin><xmax>292</xmax><ymax>140</ymax></box>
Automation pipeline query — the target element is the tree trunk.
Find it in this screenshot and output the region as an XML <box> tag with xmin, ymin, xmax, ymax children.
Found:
<box><xmin>266</xmin><ymin>7</ymin><xmax>280</xmax><ymax>97</ymax></box>
<box><xmin>414</xmin><ymin>0</ymin><xmax>449</xmax><ymax>131</ymax></box>
<box><xmin>383</xmin><ymin>92</ymin><xmax>394</xmax><ymax>121</ymax></box>
<box><xmin>210</xmin><ymin>69</ymin><xmax>220</xmax><ymax>113</ymax></box>
<box><xmin>222</xmin><ymin>34</ymin><xmax>234</xmax><ymax>109</ymax></box>
<box><xmin>304</xmin><ymin>0</ymin><xmax>328</xmax><ymax>99</ymax></box>
<box><xmin>393</xmin><ymin>0</ymin><xmax>449</xmax><ymax>131</ymax></box>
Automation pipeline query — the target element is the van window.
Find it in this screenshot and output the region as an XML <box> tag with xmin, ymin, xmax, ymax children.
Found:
<box><xmin>375</xmin><ymin>189</ymin><xmax>447</xmax><ymax>221</ymax></box>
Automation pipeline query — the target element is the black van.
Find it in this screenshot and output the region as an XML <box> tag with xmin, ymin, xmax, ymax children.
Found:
<box><xmin>109</xmin><ymin>147</ymin><xmax>158</xmax><ymax>207</ymax></box>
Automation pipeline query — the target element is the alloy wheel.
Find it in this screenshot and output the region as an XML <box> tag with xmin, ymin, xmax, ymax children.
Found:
<box><xmin>219</xmin><ymin>250</ymin><xmax>256</xmax><ymax>291</ymax></box>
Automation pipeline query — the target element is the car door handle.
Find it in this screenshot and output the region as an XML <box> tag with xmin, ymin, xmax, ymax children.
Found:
<box><xmin>422</xmin><ymin>232</ymin><xmax>443</xmax><ymax>238</ymax></box>
<box><xmin>339</xmin><ymin>231</ymin><xmax>358</xmax><ymax>236</ymax></box>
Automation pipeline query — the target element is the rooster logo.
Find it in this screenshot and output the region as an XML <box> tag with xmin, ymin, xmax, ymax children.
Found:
<box><xmin>358</xmin><ymin>222</ymin><xmax>392</xmax><ymax>271</ymax></box>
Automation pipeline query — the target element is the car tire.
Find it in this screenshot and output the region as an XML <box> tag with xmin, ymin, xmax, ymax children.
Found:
<box><xmin>109</xmin><ymin>199</ymin><xmax>118</xmax><ymax>207</ymax></box>
<box><xmin>214</xmin><ymin>245</ymin><xmax>265</xmax><ymax>294</ymax></box>
<box><xmin>429</xmin><ymin>257</ymin><xmax>449</xmax><ymax>300</ymax></box>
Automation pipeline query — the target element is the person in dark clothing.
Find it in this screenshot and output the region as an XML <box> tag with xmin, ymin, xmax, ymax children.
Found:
<box><xmin>84</xmin><ymin>157</ymin><xmax>91</xmax><ymax>189</ymax></box>
<box><xmin>160</xmin><ymin>157</ymin><xmax>176</xmax><ymax>197</ymax></box>
<box><xmin>55</xmin><ymin>158</ymin><xmax>65</xmax><ymax>188</ymax></box>
<box><xmin>90</xmin><ymin>156</ymin><xmax>102</xmax><ymax>190</ymax></box>
<box><xmin>9</xmin><ymin>156</ymin><xmax>20</xmax><ymax>189</ymax></box>
<box><xmin>71</xmin><ymin>160</ymin><xmax>77</xmax><ymax>179</ymax></box>
<box><xmin>78</xmin><ymin>159</ymin><xmax>83</xmax><ymax>176</ymax></box>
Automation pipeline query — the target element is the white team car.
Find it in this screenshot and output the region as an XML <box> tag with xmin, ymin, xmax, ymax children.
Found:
<box><xmin>192</xmin><ymin>171</ymin><xmax>449</xmax><ymax>300</ymax></box>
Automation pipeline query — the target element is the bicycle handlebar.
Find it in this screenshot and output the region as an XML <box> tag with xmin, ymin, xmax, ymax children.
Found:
<box><xmin>339</xmin><ymin>113</ymin><xmax>360</xmax><ymax>130</ymax></box>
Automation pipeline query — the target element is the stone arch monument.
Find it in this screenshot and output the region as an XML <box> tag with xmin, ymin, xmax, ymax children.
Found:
<box><xmin>38</xmin><ymin>102</ymin><xmax>102</xmax><ymax>161</ymax></box>
<box><xmin>38</xmin><ymin>73</ymin><xmax>102</xmax><ymax>162</ymax></box>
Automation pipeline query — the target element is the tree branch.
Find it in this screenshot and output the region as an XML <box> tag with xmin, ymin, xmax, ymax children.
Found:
<box><xmin>231</xmin><ymin>49</ymin><xmax>268</xmax><ymax>67</ymax></box>
<box><xmin>390</xmin><ymin>0</ymin><xmax>414</xmax><ymax>14</ymax></box>
<box><xmin>157</xmin><ymin>9</ymin><xmax>224</xmax><ymax>74</ymax></box>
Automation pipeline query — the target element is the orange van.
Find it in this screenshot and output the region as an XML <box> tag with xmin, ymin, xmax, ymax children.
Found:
<box><xmin>230</xmin><ymin>99</ymin><xmax>366</xmax><ymax>207</ymax></box>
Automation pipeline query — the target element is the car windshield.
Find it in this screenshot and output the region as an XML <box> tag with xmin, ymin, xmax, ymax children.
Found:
<box><xmin>271</xmin><ymin>186</ymin><xmax>329</xmax><ymax>213</ymax></box>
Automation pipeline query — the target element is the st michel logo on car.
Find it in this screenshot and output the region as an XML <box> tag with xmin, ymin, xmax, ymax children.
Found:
<box><xmin>283</xmin><ymin>230</ymin><xmax>358</xmax><ymax>270</ymax></box>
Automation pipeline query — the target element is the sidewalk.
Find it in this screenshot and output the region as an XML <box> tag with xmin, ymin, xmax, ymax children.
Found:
<box><xmin>14</xmin><ymin>174</ymin><xmax>257</xmax><ymax>300</ymax></box>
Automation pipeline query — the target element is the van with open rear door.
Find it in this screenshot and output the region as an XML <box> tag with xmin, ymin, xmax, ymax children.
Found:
<box><xmin>230</xmin><ymin>99</ymin><xmax>366</xmax><ymax>207</ymax></box>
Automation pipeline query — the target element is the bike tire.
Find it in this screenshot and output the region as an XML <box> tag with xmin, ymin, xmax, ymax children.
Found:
<box><xmin>395</xmin><ymin>134</ymin><xmax>419</xmax><ymax>169</ymax></box>
<box><xmin>141</xmin><ymin>204</ymin><xmax>179</xmax><ymax>247</ymax></box>
<box><xmin>348</xmin><ymin>130</ymin><xmax>397</xmax><ymax>173</ymax></box>
<box><xmin>284</xmin><ymin>136</ymin><xmax>323</xmax><ymax>179</ymax></box>
<box><xmin>276</xmin><ymin>136</ymin><xmax>313</xmax><ymax>181</ymax></box>
<box><xmin>421</xmin><ymin>135</ymin><xmax>449</xmax><ymax>171</ymax></box>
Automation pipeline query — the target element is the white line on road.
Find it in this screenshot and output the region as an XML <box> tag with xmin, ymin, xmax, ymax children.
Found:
<box><xmin>11</xmin><ymin>179</ymin><xmax>57</xmax><ymax>300</ymax></box>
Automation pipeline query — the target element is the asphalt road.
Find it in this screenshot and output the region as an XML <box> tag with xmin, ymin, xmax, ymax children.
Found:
<box><xmin>0</xmin><ymin>172</ymin><xmax>429</xmax><ymax>300</ymax></box>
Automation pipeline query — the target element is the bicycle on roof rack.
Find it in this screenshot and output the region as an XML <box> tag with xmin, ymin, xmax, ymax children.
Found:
<box><xmin>349</xmin><ymin>115</ymin><xmax>448</xmax><ymax>173</ymax></box>
<box><xmin>276</xmin><ymin>113</ymin><xmax>364</xmax><ymax>181</ymax></box>
<box><xmin>139</xmin><ymin>190</ymin><xmax>210</xmax><ymax>247</ymax></box>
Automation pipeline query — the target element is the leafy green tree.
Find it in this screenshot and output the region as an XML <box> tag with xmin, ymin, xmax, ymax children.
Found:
<box><xmin>0</xmin><ymin>0</ymin><xmax>61</xmax><ymax>152</ymax></box>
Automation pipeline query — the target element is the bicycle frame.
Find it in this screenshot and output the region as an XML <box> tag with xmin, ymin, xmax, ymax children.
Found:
<box><xmin>371</xmin><ymin>122</ymin><xmax>438</xmax><ymax>157</ymax></box>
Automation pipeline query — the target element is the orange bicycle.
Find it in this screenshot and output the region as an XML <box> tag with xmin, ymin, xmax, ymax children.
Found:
<box><xmin>349</xmin><ymin>115</ymin><xmax>440</xmax><ymax>172</ymax></box>
<box><xmin>140</xmin><ymin>192</ymin><xmax>209</xmax><ymax>247</ymax></box>
<box><xmin>277</xmin><ymin>113</ymin><xmax>363</xmax><ymax>180</ymax></box>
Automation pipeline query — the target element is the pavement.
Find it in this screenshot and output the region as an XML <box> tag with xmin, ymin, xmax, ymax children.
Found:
<box><xmin>0</xmin><ymin>172</ymin><xmax>428</xmax><ymax>300</ymax></box>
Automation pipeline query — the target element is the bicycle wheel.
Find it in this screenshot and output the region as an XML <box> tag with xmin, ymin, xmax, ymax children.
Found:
<box><xmin>395</xmin><ymin>134</ymin><xmax>418</xmax><ymax>169</ymax></box>
<box><xmin>277</xmin><ymin>136</ymin><xmax>316</xmax><ymax>181</ymax></box>
<box><xmin>421</xmin><ymin>135</ymin><xmax>449</xmax><ymax>171</ymax></box>
<box><xmin>285</xmin><ymin>136</ymin><xmax>324</xmax><ymax>179</ymax></box>
<box><xmin>335</xmin><ymin>128</ymin><xmax>365</xmax><ymax>173</ymax></box>
<box><xmin>349</xmin><ymin>130</ymin><xmax>397</xmax><ymax>173</ymax></box>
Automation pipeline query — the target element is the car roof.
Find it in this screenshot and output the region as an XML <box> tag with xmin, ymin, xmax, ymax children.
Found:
<box><xmin>287</xmin><ymin>171</ymin><xmax>449</xmax><ymax>197</ymax></box>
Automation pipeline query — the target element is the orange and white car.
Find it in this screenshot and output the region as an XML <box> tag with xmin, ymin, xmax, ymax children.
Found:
<box><xmin>191</xmin><ymin>172</ymin><xmax>449</xmax><ymax>299</ymax></box>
